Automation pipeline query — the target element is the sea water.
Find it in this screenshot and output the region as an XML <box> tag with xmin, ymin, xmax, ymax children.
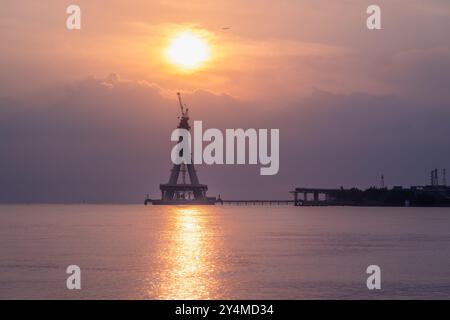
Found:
<box><xmin>0</xmin><ymin>205</ymin><xmax>449</xmax><ymax>299</ymax></box>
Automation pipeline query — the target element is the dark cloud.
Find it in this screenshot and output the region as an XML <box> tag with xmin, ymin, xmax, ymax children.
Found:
<box><xmin>1</xmin><ymin>75</ymin><xmax>450</xmax><ymax>203</ymax></box>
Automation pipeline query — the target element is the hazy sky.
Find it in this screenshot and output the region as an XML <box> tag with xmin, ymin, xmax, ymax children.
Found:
<box><xmin>1</xmin><ymin>1</ymin><xmax>450</xmax><ymax>202</ymax></box>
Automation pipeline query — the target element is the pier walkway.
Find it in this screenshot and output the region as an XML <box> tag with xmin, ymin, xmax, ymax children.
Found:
<box><xmin>219</xmin><ymin>200</ymin><xmax>296</xmax><ymax>205</ymax></box>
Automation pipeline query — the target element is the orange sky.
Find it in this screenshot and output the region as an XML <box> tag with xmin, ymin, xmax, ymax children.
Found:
<box><xmin>1</xmin><ymin>0</ymin><xmax>449</xmax><ymax>102</ymax></box>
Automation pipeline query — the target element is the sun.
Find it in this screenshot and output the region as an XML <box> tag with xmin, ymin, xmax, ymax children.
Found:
<box><xmin>166</xmin><ymin>31</ymin><xmax>210</xmax><ymax>70</ymax></box>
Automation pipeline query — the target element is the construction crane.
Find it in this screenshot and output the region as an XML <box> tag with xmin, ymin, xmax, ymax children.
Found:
<box><xmin>177</xmin><ymin>92</ymin><xmax>189</xmax><ymax>117</ymax></box>
<box><xmin>176</xmin><ymin>92</ymin><xmax>190</xmax><ymax>186</ymax></box>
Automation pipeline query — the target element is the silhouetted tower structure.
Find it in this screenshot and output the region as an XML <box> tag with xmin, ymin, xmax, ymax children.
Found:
<box><xmin>159</xmin><ymin>93</ymin><xmax>209</xmax><ymax>201</ymax></box>
<box><xmin>431</xmin><ymin>168</ymin><xmax>440</xmax><ymax>186</ymax></box>
<box><xmin>380</xmin><ymin>174</ymin><xmax>385</xmax><ymax>189</ymax></box>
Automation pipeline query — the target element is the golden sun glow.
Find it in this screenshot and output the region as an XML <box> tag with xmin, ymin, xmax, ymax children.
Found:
<box><xmin>166</xmin><ymin>32</ymin><xmax>211</xmax><ymax>70</ymax></box>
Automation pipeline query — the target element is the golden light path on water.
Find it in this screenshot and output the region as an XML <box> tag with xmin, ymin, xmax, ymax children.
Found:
<box><xmin>152</xmin><ymin>207</ymin><xmax>222</xmax><ymax>299</ymax></box>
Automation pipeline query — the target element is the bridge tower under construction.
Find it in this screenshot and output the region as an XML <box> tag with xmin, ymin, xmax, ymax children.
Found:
<box><xmin>147</xmin><ymin>93</ymin><xmax>216</xmax><ymax>205</ymax></box>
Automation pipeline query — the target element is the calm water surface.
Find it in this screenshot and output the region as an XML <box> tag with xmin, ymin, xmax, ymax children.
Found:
<box><xmin>1</xmin><ymin>205</ymin><xmax>449</xmax><ymax>299</ymax></box>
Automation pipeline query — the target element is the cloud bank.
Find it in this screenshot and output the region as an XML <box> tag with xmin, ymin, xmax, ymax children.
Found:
<box><xmin>1</xmin><ymin>75</ymin><xmax>449</xmax><ymax>202</ymax></box>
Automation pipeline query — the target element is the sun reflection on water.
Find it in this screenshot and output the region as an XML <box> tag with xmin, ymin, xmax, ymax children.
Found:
<box><xmin>155</xmin><ymin>206</ymin><xmax>219</xmax><ymax>299</ymax></box>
